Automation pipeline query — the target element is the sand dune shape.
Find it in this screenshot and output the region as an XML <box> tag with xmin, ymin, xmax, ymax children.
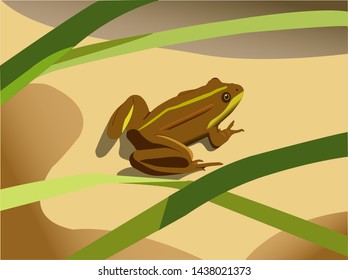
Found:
<box><xmin>247</xmin><ymin>212</ymin><xmax>348</xmax><ymax>260</ymax></box>
<box><xmin>1</xmin><ymin>84</ymin><xmax>198</xmax><ymax>259</ymax></box>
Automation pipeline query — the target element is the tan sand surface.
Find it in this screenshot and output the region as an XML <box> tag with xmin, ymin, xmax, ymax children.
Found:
<box><xmin>38</xmin><ymin>50</ymin><xmax>347</xmax><ymax>259</ymax></box>
<box><xmin>2</xmin><ymin>2</ymin><xmax>347</xmax><ymax>259</ymax></box>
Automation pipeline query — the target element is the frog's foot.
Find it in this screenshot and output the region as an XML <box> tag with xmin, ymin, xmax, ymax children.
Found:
<box><xmin>226</xmin><ymin>120</ymin><xmax>244</xmax><ymax>134</ymax></box>
<box><xmin>208</xmin><ymin>121</ymin><xmax>244</xmax><ymax>148</ymax></box>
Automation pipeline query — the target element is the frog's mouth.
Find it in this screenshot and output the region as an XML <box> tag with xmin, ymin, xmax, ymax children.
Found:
<box><xmin>207</xmin><ymin>91</ymin><xmax>244</xmax><ymax>129</ymax></box>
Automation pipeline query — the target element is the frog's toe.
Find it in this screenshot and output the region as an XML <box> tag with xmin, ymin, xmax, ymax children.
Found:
<box><xmin>230</xmin><ymin>128</ymin><xmax>244</xmax><ymax>134</ymax></box>
<box><xmin>193</xmin><ymin>161</ymin><xmax>223</xmax><ymax>169</ymax></box>
<box><xmin>227</xmin><ymin>121</ymin><xmax>244</xmax><ymax>133</ymax></box>
<box><xmin>227</xmin><ymin>120</ymin><xmax>235</xmax><ymax>130</ymax></box>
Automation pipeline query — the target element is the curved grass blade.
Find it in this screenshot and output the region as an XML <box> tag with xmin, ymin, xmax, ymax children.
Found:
<box><xmin>45</xmin><ymin>10</ymin><xmax>348</xmax><ymax>74</ymax></box>
<box><xmin>0</xmin><ymin>175</ymin><xmax>190</xmax><ymax>211</ymax></box>
<box><xmin>3</xmin><ymin>174</ymin><xmax>346</xmax><ymax>257</ymax></box>
<box><xmin>0</xmin><ymin>0</ymin><xmax>157</xmax><ymax>105</ymax></box>
<box><xmin>68</xmin><ymin>133</ymin><xmax>348</xmax><ymax>259</ymax></box>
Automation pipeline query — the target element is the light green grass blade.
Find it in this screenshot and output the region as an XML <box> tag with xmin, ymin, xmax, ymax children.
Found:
<box><xmin>46</xmin><ymin>10</ymin><xmax>348</xmax><ymax>74</ymax></box>
<box><xmin>0</xmin><ymin>175</ymin><xmax>190</xmax><ymax>211</ymax></box>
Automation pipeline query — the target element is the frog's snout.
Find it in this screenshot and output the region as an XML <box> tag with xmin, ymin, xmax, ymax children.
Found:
<box><xmin>234</xmin><ymin>84</ymin><xmax>244</xmax><ymax>94</ymax></box>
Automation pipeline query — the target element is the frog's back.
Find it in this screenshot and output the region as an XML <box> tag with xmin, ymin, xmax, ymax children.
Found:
<box><xmin>138</xmin><ymin>96</ymin><xmax>218</xmax><ymax>145</ymax></box>
<box><xmin>135</xmin><ymin>78</ymin><xmax>243</xmax><ymax>145</ymax></box>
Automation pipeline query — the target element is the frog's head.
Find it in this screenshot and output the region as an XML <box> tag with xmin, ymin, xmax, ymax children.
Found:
<box><xmin>205</xmin><ymin>78</ymin><xmax>244</xmax><ymax>129</ymax></box>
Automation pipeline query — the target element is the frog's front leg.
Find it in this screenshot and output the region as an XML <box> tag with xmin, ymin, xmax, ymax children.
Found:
<box><xmin>129</xmin><ymin>134</ymin><xmax>222</xmax><ymax>175</ymax></box>
<box><xmin>208</xmin><ymin>121</ymin><xmax>244</xmax><ymax>148</ymax></box>
<box><xmin>107</xmin><ymin>95</ymin><xmax>149</xmax><ymax>140</ymax></box>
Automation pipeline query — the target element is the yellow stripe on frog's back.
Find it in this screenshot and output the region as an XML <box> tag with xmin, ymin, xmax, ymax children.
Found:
<box><xmin>139</xmin><ymin>86</ymin><xmax>227</xmax><ymax>130</ymax></box>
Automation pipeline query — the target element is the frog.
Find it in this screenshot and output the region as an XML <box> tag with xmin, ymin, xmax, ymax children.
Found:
<box><xmin>106</xmin><ymin>78</ymin><xmax>244</xmax><ymax>176</ymax></box>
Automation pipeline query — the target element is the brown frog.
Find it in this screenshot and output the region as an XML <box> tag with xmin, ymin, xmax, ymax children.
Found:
<box><xmin>107</xmin><ymin>78</ymin><xmax>244</xmax><ymax>175</ymax></box>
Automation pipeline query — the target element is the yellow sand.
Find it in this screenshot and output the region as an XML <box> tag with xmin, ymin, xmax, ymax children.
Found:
<box><xmin>2</xmin><ymin>3</ymin><xmax>347</xmax><ymax>259</ymax></box>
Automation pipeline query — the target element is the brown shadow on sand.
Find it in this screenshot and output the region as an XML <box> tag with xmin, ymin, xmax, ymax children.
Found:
<box><xmin>1</xmin><ymin>84</ymin><xmax>198</xmax><ymax>259</ymax></box>
<box><xmin>117</xmin><ymin>167</ymin><xmax>187</xmax><ymax>180</ymax></box>
<box><xmin>96</xmin><ymin>127</ymin><xmax>135</xmax><ymax>160</ymax></box>
<box><xmin>95</xmin><ymin>125</ymin><xmax>118</xmax><ymax>158</ymax></box>
<box><xmin>247</xmin><ymin>212</ymin><xmax>348</xmax><ymax>260</ymax></box>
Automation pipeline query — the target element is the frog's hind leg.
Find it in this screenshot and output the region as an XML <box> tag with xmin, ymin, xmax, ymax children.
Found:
<box><xmin>130</xmin><ymin>148</ymin><xmax>222</xmax><ymax>176</ymax></box>
<box><xmin>107</xmin><ymin>95</ymin><xmax>149</xmax><ymax>140</ymax></box>
<box><xmin>130</xmin><ymin>148</ymin><xmax>188</xmax><ymax>175</ymax></box>
<box><xmin>129</xmin><ymin>134</ymin><xmax>222</xmax><ymax>176</ymax></box>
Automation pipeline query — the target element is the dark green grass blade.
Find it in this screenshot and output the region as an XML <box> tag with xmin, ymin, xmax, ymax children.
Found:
<box><xmin>68</xmin><ymin>133</ymin><xmax>348</xmax><ymax>259</ymax></box>
<box><xmin>0</xmin><ymin>0</ymin><xmax>157</xmax><ymax>104</ymax></box>
<box><xmin>160</xmin><ymin>133</ymin><xmax>347</xmax><ymax>227</ymax></box>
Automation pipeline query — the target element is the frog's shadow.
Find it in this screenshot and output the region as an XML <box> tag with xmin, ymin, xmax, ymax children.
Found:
<box><xmin>95</xmin><ymin>126</ymin><xmax>133</xmax><ymax>160</ymax></box>
<box><xmin>95</xmin><ymin>126</ymin><xmax>209</xmax><ymax>180</ymax></box>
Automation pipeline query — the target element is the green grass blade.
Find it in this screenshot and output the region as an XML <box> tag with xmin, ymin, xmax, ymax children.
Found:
<box><xmin>160</xmin><ymin>133</ymin><xmax>347</xmax><ymax>228</ymax></box>
<box><xmin>46</xmin><ymin>10</ymin><xmax>348</xmax><ymax>74</ymax></box>
<box><xmin>3</xmin><ymin>174</ymin><xmax>346</xmax><ymax>257</ymax></box>
<box><xmin>1</xmin><ymin>134</ymin><xmax>346</xmax><ymax>256</ymax></box>
<box><xmin>0</xmin><ymin>175</ymin><xmax>191</xmax><ymax>211</ymax></box>
<box><xmin>1</xmin><ymin>49</ymin><xmax>71</xmax><ymax>104</ymax></box>
<box><xmin>68</xmin><ymin>133</ymin><xmax>348</xmax><ymax>259</ymax></box>
<box><xmin>0</xmin><ymin>0</ymin><xmax>157</xmax><ymax>105</ymax></box>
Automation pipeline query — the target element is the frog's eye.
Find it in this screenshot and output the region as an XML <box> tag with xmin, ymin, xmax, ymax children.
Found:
<box><xmin>222</xmin><ymin>92</ymin><xmax>231</xmax><ymax>103</ymax></box>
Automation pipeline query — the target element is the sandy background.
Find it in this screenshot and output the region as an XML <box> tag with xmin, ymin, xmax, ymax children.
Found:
<box><xmin>1</xmin><ymin>1</ymin><xmax>347</xmax><ymax>259</ymax></box>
